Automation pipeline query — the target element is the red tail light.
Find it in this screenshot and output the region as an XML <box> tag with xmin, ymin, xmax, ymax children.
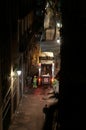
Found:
<box><xmin>38</xmin><ymin>77</ymin><xmax>41</xmax><ymax>85</ymax></box>
<box><xmin>51</xmin><ymin>78</ymin><xmax>54</xmax><ymax>83</ymax></box>
<box><xmin>38</xmin><ymin>77</ymin><xmax>41</xmax><ymax>82</ymax></box>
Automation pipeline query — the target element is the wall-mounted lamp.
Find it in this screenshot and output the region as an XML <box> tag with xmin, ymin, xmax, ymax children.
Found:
<box><xmin>57</xmin><ymin>21</ymin><xmax>62</xmax><ymax>28</ymax></box>
<box><xmin>57</xmin><ymin>37</ymin><xmax>61</xmax><ymax>45</ymax></box>
<box><xmin>11</xmin><ymin>68</ymin><xmax>22</xmax><ymax>79</ymax></box>
<box><xmin>16</xmin><ymin>70</ymin><xmax>22</xmax><ymax>76</ymax></box>
<box><xmin>57</xmin><ymin>38</ymin><xmax>60</xmax><ymax>44</ymax></box>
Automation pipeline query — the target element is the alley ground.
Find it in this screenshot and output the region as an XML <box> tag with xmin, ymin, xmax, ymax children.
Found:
<box><xmin>8</xmin><ymin>86</ymin><xmax>58</xmax><ymax>130</ymax></box>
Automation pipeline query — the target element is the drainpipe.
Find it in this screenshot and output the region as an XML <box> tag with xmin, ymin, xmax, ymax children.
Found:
<box><xmin>21</xmin><ymin>54</ymin><xmax>24</xmax><ymax>97</ymax></box>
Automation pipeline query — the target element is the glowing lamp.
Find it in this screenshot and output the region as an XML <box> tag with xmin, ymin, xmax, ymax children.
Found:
<box><xmin>17</xmin><ymin>70</ymin><xmax>22</xmax><ymax>76</ymax></box>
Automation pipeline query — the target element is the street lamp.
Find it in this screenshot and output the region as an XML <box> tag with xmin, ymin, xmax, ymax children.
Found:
<box><xmin>57</xmin><ymin>37</ymin><xmax>61</xmax><ymax>45</ymax></box>
<box><xmin>16</xmin><ymin>70</ymin><xmax>22</xmax><ymax>76</ymax></box>
<box><xmin>56</xmin><ymin>21</ymin><xmax>62</xmax><ymax>28</ymax></box>
<box><xmin>16</xmin><ymin>69</ymin><xmax>22</xmax><ymax>105</ymax></box>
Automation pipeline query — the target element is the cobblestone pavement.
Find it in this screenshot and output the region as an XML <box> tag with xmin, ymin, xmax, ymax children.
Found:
<box><xmin>8</xmin><ymin>87</ymin><xmax>57</xmax><ymax>130</ymax></box>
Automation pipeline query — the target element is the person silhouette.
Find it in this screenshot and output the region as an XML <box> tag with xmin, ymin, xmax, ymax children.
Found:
<box><xmin>43</xmin><ymin>104</ymin><xmax>48</xmax><ymax>119</ymax></box>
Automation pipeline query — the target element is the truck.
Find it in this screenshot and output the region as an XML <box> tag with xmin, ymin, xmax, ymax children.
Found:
<box><xmin>38</xmin><ymin>52</ymin><xmax>55</xmax><ymax>86</ymax></box>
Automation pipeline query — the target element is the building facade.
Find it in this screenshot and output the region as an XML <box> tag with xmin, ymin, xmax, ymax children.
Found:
<box><xmin>0</xmin><ymin>0</ymin><xmax>36</xmax><ymax>130</ymax></box>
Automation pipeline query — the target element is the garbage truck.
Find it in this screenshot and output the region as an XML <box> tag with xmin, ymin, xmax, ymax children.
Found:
<box><xmin>38</xmin><ymin>52</ymin><xmax>55</xmax><ymax>86</ymax></box>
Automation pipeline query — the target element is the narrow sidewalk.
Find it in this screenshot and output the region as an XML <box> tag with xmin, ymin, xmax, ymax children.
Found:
<box><xmin>8</xmin><ymin>87</ymin><xmax>58</xmax><ymax>130</ymax></box>
<box><xmin>8</xmin><ymin>87</ymin><xmax>50</xmax><ymax>130</ymax></box>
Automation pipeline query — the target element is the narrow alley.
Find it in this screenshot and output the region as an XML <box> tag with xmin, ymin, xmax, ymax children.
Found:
<box><xmin>8</xmin><ymin>87</ymin><xmax>58</xmax><ymax>130</ymax></box>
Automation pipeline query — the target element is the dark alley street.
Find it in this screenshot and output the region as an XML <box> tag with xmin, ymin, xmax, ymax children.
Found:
<box><xmin>1</xmin><ymin>0</ymin><xmax>86</xmax><ymax>129</ymax></box>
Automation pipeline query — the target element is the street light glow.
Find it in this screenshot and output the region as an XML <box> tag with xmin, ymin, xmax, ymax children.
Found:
<box><xmin>17</xmin><ymin>70</ymin><xmax>22</xmax><ymax>76</ymax></box>
<box><xmin>57</xmin><ymin>38</ymin><xmax>61</xmax><ymax>45</ymax></box>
